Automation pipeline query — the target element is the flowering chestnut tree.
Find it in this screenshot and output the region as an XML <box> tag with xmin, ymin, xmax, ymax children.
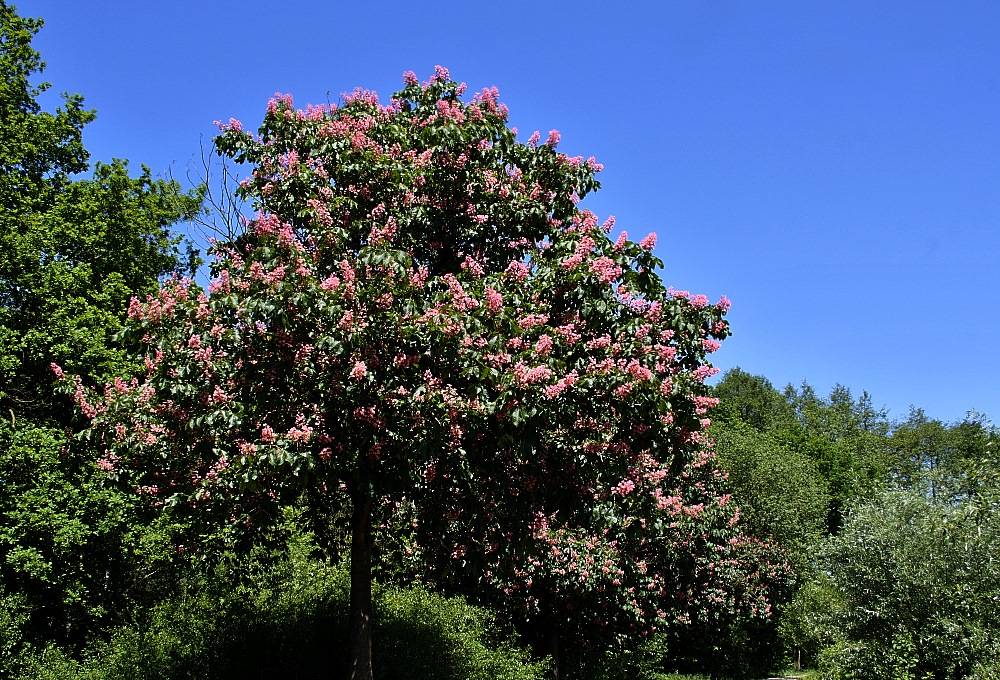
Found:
<box><xmin>60</xmin><ymin>68</ymin><xmax>777</xmax><ymax>679</ymax></box>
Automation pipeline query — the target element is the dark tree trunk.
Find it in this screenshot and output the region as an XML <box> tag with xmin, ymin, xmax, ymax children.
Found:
<box><xmin>348</xmin><ymin>492</ymin><xmax>374</xmax><ymax>680</ymax></box>
<box><xmin>549</xmin><ymin>623</ymin><xmax>560</xmax><ymax>680</ymax></box>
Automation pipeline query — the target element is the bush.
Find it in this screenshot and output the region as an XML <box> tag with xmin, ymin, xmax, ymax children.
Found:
<box><xmin>375</xmin><ymin>584</ymin><xmax>547</xmax><ymax>680</ymax></box>
<box><xmin>778</xmin><ymin>572</ymin><xmax>844</xmax><ymax>669</ymax></box>
<box><xmin>814</xmin><ymin>486</ymin><xmax>1000</xmax><ymax>680</ymax></box>
<box><xmin>16</xmin><ymin>552</ymin><xmax>547</xmax><ymax>680</ymax></box>
<box><xmin>556</xmin><ymin>634</ymin><xmax>675</xmax><ymax>680</ymax></box>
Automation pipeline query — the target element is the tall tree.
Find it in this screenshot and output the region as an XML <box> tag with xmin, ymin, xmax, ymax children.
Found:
<box><xmin>0</xmin><ymin>3</ymin><xmax>201</xmax><ymax>670</ymax></box>
<box><xmin>0</xmin><ymin>0</ymin><xmax>202</xmax><ymax>424</ymax></box>
<box><xmin>888</xmin><ymin>408</ymin><xmax>997</xmax><ymax>500</ymax></box>
<box><xmin>714</xmin><ymin>375</ymin><xmax>891</xmax><ymax>534</ymax></box>
<box><xmin>711</xmin><ymin>367</ymin><xmax>796</xmax><ymax>432</ymax></box>
<box><xmin>63</xmin><ymin>68</ymin><xmax>783</xmax><ymax>679</ymax></box>
<box><xmin>710</xmin><ymin>420</ymin><xmax>828</xmax><ymax>566</ymax></box>
<box><xmin>0</xmin><ymin>1</ymin><xmax>90</xmax><ymax>210</ymax></box>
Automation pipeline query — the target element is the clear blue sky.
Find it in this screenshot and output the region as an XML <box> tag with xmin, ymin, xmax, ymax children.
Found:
<box><xmin>27</xmin><ymin>0</ymin><xmax>999</xmax><ymax>425</ymax></box>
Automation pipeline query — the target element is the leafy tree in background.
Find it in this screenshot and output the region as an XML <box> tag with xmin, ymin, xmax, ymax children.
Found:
<box><xmin>816</xmin><ymin>483</ymin><xmax>1000</xmax><ymax>680</ymax></box>
<box><xmin>709</xmin><ymin>370</ymin><xmax>832</xmax><ymax>557</ymax></box>
<box><xmin>713</xmin><ymin>369</ymin><xmax>890</xmax><ymax>534</ymax></box>
<box><xmin>779</xmin><ymin>382</ymin><xmax>890</xmax><ymax>533</ymax></box>
<box><xmin>0</xmin><ymin>3</ymin><xmax>202</xmax><ymax>672</ymax></box>
<box><xmin>60</xmin><ymin>68</ymin><xmax>791</xmax><ymax>679</ymax></box>
<box><xmin>0</xmin><ymin>420</ymin><xmax>186</xmax><ymax>676</ymax></box>
<box><xmin>812</xmin><ymin>416</ymin><xmax>1000</xmax><ymax>679</ymax></box>
<box><xmin>713</xmin><ymin>368</ymin><xmax>1000</xmax><ymax>674</ymax></box>
<box><xmin>888</xmin><ymin>407</ymin><xmax>997</xmax><ymax>500</ymax></box>
<box><xmin>0</xmin><ymin>1</ymin><xmax>90</xmax><ymax>209</ymax></box>
<box><xmin>710</xmin><ymin>420</ymin><xmax>828</xmax><ymax>568</ymax></box>
<box><xmin>711</xmin><ymin>367</ymin><xmax>795</xmax><ymax>432</ymax></box>
<box><xmin>708</xmin><ymin>374</ymin><xmax>831</xmax><ymax>672</ymax></box>
<box><xmin>0</xmin><ymin>0</ymin><xmax>202</xmax><ymax>424</ymax></box>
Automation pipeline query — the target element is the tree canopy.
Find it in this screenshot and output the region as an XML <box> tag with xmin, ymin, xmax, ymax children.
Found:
<box><xmin>0</xmin><ymin>1</ymin><xmax>202</xmax><ymax>424</ymax></box>
<box><xmin>61</xmin><ymin>68</ymin><xmax>789</xmax><ymax>679</ymax></box>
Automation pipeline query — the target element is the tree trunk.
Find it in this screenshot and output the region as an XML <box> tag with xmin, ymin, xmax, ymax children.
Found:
<box><xmin>348</xmin><ymin>492</ymin><xmax>374</xmax><ymax>680</ymax></box>
<box><xmin>549</xmin><ymin>623</ymin><xmax>560</xmax><ymax>680</ymax></box>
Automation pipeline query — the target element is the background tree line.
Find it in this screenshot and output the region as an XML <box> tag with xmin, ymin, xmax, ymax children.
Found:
<box><xmin>709</xmin><ymin>368</ymin><xmax>999</xmax><ymax>679</ymax></box>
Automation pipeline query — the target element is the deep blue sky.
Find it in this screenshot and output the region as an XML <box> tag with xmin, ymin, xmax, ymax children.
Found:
<box><xmin>27</xmin><ymin>1</ymin><xmax>999</xmax><ymax>424</ymax></box>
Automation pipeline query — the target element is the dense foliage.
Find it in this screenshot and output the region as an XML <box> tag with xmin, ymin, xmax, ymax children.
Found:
<box><xmin>710</xmin><ymin>420</ymin><xmax>828</xmax><ymax>567</ymax></box>
<box><xmin>0</xmin><ymin>3</ymin><xmax>200</xmax><ymax>676</ymax></box>
<box><xmin>817</xmin><ymin>485</ymin><xmax>1000</xmax><ymax>680</ymax></box>
<box><xmin>16</xmin><ymin>519</ymin><xmax>549</xmax><ymax>680</ymax></box>
<box><xmin>0</xmin><ymin>1</ymin><xmax>201</xmax><ymax>424</ymax></box>
<box><xmin>711</xmin><ymin>367</ymin><xmax>1000</xmax><ymax>678</ymax></box>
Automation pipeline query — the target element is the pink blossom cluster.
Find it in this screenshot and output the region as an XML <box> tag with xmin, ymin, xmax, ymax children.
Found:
<box><xmin>590</xmin><ymin>256</ymin><xmax>623</xmax><ymax>284</ymax></box>
<box><xmin>512</xmin><ymin>362</ymin><xmax>554</xmax><ymax>386</ymax></box>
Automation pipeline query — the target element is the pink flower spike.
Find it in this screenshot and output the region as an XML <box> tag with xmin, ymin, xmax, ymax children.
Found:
<box><xmin>485</xmin><ymin>288</ymin><xmax>503</xmax><ymax>313</ymax></box>
<box><xmin>261</xmin><ymin>424</ymin><xmax>276</xmax><ymax>444</ymax></box>
<box><xmin>351</xmin><ymin>361</ymin><xmax>368</xmax><ymax>381</ymax></box>
<box><xmin>545</xmin><ymin>130</ymin><xmax>561</xmax><ymax>148</ymax></box>
<box><xmin>639</xmin><ymin>233</ymin><xmax>657</xmax><ymax>250</ymax></box>
<box><xmin>432</xmin><ymin>65</ymin><xmax>450</xmax><ymax>82</ymax></box>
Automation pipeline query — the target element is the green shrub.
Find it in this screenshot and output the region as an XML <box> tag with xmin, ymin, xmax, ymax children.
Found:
<box><xmin>558</xmin><ymin>634</ymin><xmax>673</xmax><ymax>680</ymax></box>
<box><xmin>374</xmin><ymin>583</ymin><xmax>547</xmax><ymax>680</ymax></box>
<box><xmin>814</xmin><ymin>486</ymin><xmax>1000</xmax><ymax>680</ymax></box>
<box><xmin>971</xmin><ymin>660</ymin><xmax>1000</xmax><ymax>680</ymax></box>
<box><xmin>17</xmin><ymin>555</ymin><xmax>546</xmax><ymax>680</ymax></box>
<box><xmin>779</xmin><ymin>572</ymin><xmax>845</xmax><ymax>669</ymax></box>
